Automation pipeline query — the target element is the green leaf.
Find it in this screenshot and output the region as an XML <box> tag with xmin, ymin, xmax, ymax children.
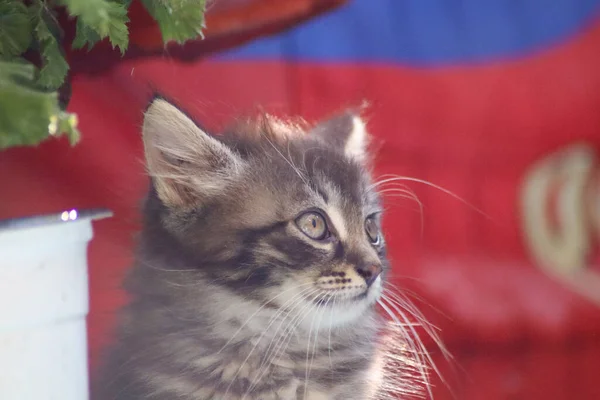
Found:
<box><xmin>0</xmin><ymin>59</ymin><xmax>79</xmax><ymax>149</ymax></box>
<box><xmin>141</xmin><ymin>0</ymin><xmax>206</xmax><ymax>44</ymax></box>
<box><xmin>0</xmin><ymin>0</ymin><xmax>33</xmax><ymax>56</ymax></box>
<box><xmin>60</xmin><ymin>0</ymin><xmax>129</xmax><ymax>54</ymax></box>
<box><xmin>72</xmin><ymin>20</ymin><xmax>101</xmax><ymax>51</ymax></box>
<box><xmin>31</xmin><ymin>2</ymin><xmax>68</xmax><ymax>90</ymax></box>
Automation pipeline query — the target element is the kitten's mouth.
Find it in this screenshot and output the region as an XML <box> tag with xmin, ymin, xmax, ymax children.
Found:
<box><xmin>310</xmin><ymin>289</ymin><xmax>369</xmax><ymax>306</ymax></box>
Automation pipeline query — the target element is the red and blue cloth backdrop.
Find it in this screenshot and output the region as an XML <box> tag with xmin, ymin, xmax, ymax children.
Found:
<box><xmin>2</xmin><ymin>0</ymin><xmax>600</xmax><ymax>398</ymax></box>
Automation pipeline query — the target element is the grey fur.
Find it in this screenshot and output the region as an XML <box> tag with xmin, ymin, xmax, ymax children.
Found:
<box><xmin>93</xmin><ymin>99</ymin><xmax>421</xmax><ymax>400</ymax></box>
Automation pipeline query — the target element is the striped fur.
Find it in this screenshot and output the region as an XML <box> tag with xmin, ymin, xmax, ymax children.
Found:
<box><xmin>94</xmin><ymin>99</ymin><xmax>423</xmax><ymax>399</ymax></box>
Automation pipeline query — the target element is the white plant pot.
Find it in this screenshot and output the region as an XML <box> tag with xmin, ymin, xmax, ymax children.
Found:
<box><xmin>0</xmin><ymin>209</ymin><xmax>111</xmax><ymax>400</ymax></box>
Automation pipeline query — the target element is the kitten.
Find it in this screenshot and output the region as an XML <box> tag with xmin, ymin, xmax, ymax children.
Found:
<box><xmin>94</xmin><ymin>98</ymin><xmax>425</xmax><ymax>399</ymax></box>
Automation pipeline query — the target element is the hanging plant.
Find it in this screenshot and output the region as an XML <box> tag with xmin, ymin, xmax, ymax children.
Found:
<box><xmin>0</xmin><ymin>0</ymin><xmax>207</xmax><ymax>149</ymax></box>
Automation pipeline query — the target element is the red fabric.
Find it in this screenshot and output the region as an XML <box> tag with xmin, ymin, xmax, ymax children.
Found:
<box><xmin>2</xmin><ymin>17</ymin><xmax>600</xmax><ymax>400</ymax></box>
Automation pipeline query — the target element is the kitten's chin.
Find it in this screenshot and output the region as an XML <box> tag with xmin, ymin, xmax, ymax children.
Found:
<box><xmin>300</xmin><ymin>275</ymin><xmax>382</xmax><ymax>329</ymax></box>
<box><xmin>326</xmin><ymin>276</ymin><xmax>382</xmax><ymax>327</ymax></box>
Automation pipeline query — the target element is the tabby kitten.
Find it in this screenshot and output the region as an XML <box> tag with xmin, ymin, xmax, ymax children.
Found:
<box><xmin>95</xmin><ymin>98</ymin><xmax>417</xmax><ymax>400</ymax></box>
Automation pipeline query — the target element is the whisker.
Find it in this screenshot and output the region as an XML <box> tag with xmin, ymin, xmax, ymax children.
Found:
<box><xmin>266</xmin><ymin>293</ymin><xmax>319</xmax><ymax>368</ymax></box>
<box><xmin>382</xmin><ymin>282</ymin><xmax>453</xmax><ymax>324</ymax></box>
<box><xmin>263</xmin><ymin>134</ymin><xmax>309</xmax><ymax>187</ymax></box>
<box><xmin>377</xmin><ymin>298</ymin><xmax>425</xmax><ymax>364</ymax></box>
<box><xmin>378</xmin><ymin>298</ymin><xmax>433</xmax><ymax>400</ymax></box>
<box><xmin>383</xmin><ymin>288</ymin><xmax>461</xmax><ymax>400</ymax></box>
<box><xmin>379</xmin><ymin>185</ymin><xmax>421</xmax><ymax>205</ymax></box>
<box><xmin>371</xmin><ymin>174</ymin><xmax>492</xmax><ymax>221</ymax></box>
<box><xmin>327</xmin><ymin>293</ymin><xmax>335</xmax><ymax>368</ymax></box>
<box><xmin>305</xmin><ymin>293</ymin><xmax>330</xmax><ymax>399</ymax></box>
<box><xmin>378</xmin><ymin>187</ymin><xmax>425</xmax><ymax>236</ymax></box>
<box><xmin>244</xmin><ymin>288</ymin><xmax>321</xmax><ymax>397</ymax></box>
<box><xmin>252</xmin><ymin>288</ymin><xmax>317</xmax><ymax>370</ymax></box>
<box><xmin>218</xmin><ymin>282</ymin><xmax>314</xmax><ymax>353</ymax></box>
<box><xmin>383</xmin><ymin>289</ymin><xmax>443</xmax><ymax>334</ymax></box>
<box><xmin>224</xmin><ymin>286</ymin><xmax>317</xmax><ymax>398</ymax></box>
<box><xmin>383</xmin><ymin>286</ymin><xmax>454</xmax><ymax>357</ymax></box>
<box><xmin>303</xmin><ymin>293</ymin><xmax>322</xmax><ymax>399</ymax></box>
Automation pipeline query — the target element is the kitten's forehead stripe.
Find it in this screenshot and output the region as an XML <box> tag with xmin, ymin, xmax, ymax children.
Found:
<box><xmin>326</xmin><ymin>206</ymin><xmax>347</xmax><ymax>240</ymax></box>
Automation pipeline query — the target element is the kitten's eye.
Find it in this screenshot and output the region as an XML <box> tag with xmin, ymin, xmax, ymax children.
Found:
<box><xmin>296</xmin><ymin>212</ymin><xmax>329</xmax><ymax>240</ymax></box>
<box><xmin>365</xmin><ymin>217</ymin><xmax>380</xmax><ymax>245</ymax></box>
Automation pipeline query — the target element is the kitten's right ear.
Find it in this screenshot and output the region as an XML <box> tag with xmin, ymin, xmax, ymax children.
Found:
<box><xmin>310</xmin><ymin>110</ymin><xmax>369</xmax><ymax>162</ymax></box>
<box><xmin>142</xmin><ymin>98</ymin><xmax>244</xmax><ymax>208</ymax></box>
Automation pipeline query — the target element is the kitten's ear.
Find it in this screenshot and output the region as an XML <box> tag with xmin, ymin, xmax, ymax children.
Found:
<box><xmin>310</xmin><ymin>111</ymin><xmax>369</xmax><ymax>162</ymax></box>
<box><xmin>142</xmin><ymin>98</ymin><xmax>244</xmax><ymax>208</ymax></box>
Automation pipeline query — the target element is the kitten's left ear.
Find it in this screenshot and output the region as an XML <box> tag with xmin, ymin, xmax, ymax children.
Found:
<box><xmin>142</xmin><ymin>97</ymin><xmax>245</xmax><ymax>208</ymax></box>
<box><xmin>310</xmin><ymin>111</ymin><xmax>369</xmax><ymax>162</ymax></box>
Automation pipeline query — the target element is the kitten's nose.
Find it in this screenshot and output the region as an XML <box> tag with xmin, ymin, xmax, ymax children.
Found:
<box><xmin>355</xmin><ymin>264</ymin><xmax>382</xmax><ymax>287</ymax></box>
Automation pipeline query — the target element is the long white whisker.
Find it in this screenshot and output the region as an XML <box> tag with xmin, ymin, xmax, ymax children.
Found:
<box><xmin>382</xmin><ymin>294</ymin><xmax>448</xmax><ymax>400</ymax></box>
<box><xmin>377</xmin><ymin>297</ymin><xmax>421</xmax><ymax>362</ymax></box>
<box><xmin>224</xmin><ymin>286</ymin><xmax>317</xmax><ymax>398</ymax></box>
<box><xmin>304</xmin><ymin>293</ymin><xmax>330</xmax><ymax>399</ymax></box>
<box><xmin>218</xmin><ymin>282</ymin><xmax>314</xmax><ymax>353</ymax></box>
<box><xmin>378</xmin><ymin>185</ymin><xmax>420</xmax><ymax>201</ymax></box>
<box><xmin>263</xmin><ymin>134</ymin><xmax>309</xmax><ymax>186</ymax></box>
<box><xmin>385</xmin><ymin>290</ymin><xmax>461</xmax><ymax>400</ymax></box>
<box><xmin>383</xmin><ymin>282</ymin><xmax>448</xmax><ymax>317</ymax></box>
<box><xmin>378</xmin><ymin>187</ymin><xmax>425</xmax><ymax>235</ymax></box>
<box><xmin>379</xmin><ymin>190</ymin><xmax>422</xmax><ymax>207</ymax></box>
<box><xmin>383</xmin><ymin>290</ymin><xmax>452</xmax><ymax>372</ymax></box>
<box><xmin>371</xmin><ymin>174</ymin><xmax>492</xmax><ymax>220</ymax></box>
<box><xmin>264</xmin><ymin>292</ymin><xmax>321</xmax><ymax>376</ymax></box>
<box><xmin>384</xmin><ymin>289</ymin><xmax>442</xmax><ymax>333</ymax></box>
<box><xmin>303</xmin><ymin>293</ymin><xmax>324</xmax><ymax>399</ymax></box>
<box><xmin>244</xmin><ymin>288</ymin><xmax>321</xmax><ymax>397</ymax></box>
<box><xmin>378</xmin><ymin>297</ymin><xmax>433</xmax><ymax>400</ymax></box>
<box><xmin>327</xmin><ymin>293</ymin><xmax>335</xmax><ymax>368</ymax></box>
<box><xmin>252</xmin><ymin>287</ymin><xmax>318</xmax><ymax>370</ymax></box>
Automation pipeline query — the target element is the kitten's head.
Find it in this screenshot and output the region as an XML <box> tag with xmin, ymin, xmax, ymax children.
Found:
<box><xmin>141</xmin><ymin>98</ymin><xmax>387</xmax><ymax>327</ymax></box>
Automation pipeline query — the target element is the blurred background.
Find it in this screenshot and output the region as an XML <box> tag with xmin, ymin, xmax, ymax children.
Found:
<box><xmin>1</xmin><ymin>0</ymin><xmax>600</xmax><ymax>398</ymax></box>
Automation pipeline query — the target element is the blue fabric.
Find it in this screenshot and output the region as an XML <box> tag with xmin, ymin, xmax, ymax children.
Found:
<box><xmin>216</xmin><ymin>0</ymin><xmax>600</xmax><ymax>65</ymax></box>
